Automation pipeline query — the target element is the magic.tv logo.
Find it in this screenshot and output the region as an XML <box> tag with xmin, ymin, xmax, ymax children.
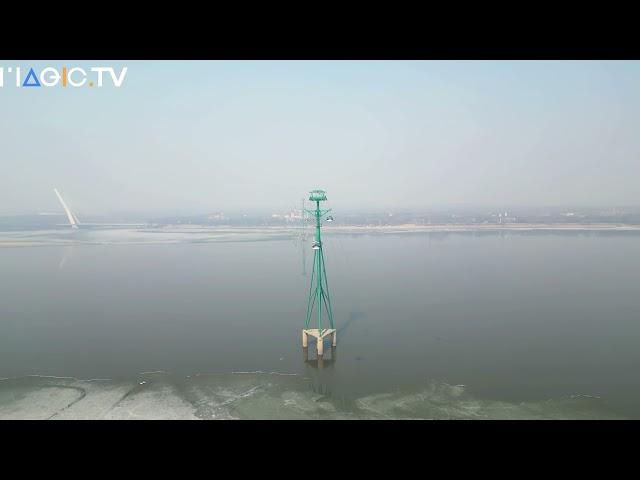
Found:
<box><xmin>0</xmin><ymin>66</ymin><xmax>128</xmax><ymax>88</ymax></box>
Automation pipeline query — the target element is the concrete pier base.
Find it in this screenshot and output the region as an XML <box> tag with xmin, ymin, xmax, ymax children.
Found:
<box><xmin>302</xmin><ymin>329</ymin><xmax>336</xmax><ymax>356</ymax></box>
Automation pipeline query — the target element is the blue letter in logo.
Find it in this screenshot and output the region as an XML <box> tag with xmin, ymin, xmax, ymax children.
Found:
<box><xmin>22</xmin><ymin>68</ymin><xmax>41</xmax><ymax>87</ymax></box>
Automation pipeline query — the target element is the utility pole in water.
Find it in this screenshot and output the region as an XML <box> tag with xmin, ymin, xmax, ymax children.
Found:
<box><xmin>302</xmin><ymin>189</ymin><xmax>336</xmax><ymax>357</ymax></box>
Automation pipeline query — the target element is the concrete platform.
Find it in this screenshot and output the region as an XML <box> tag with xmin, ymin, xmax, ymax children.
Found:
<box><xmin>302</xmin><ymin>328</ymin><xmax>336</xmax><ymax>355</ymax></box>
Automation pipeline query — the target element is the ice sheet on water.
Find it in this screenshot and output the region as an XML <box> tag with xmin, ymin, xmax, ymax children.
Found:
<box><xmin>0</xmin><ymin>227</ymin><xmax>296</xmax><ymax>248</ymax></box>
<box><xmin>0</xmin><ymin>373</ymin><xmax>625</xmax><ymax>420</ymax></box>
<box><xmin>355</xmin><ymin>383</ymin><xmax>623</xmax><ymax>420</ymax></box>
<box><xmin>183</xmin><ymin>372</ymin><xmax>353</xmax><ymax>419</ymax></box>
<box><xmin>0</xmin><ymin>376</ymin><xmax>130</xmax><ymax>420</ymax></box>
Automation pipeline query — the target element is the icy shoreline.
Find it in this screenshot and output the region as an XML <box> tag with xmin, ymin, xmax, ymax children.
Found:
<box><xmin>0</xmin><ymin>372</ymin><xmax>625</xmax><ymax>420</ymax></box>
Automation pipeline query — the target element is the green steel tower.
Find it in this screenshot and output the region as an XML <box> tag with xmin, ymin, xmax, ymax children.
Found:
<box><xmin>302</xmin><ymin>189</ymin><xmax>336</xmax><ymax>356</ymax></box>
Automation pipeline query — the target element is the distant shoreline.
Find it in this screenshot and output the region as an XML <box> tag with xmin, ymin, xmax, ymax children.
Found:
<box><xmin>322</xmin><ymin>223</ymin><xmax>640</xmax><ymax>233</ymax></box>
<box><xmin>1</xmin><ymin>223</ymin><xmax>640</xmax><ymax>248</ymax></box>
<box><xmin>155</xmin><ymin>223</ymin><xmax>640</xmax><ymax>233</ymax></box>
<box><xmin>142</xmin><ymin>222</ymin><xmax>640</xmax><ymax>233</ymax></box>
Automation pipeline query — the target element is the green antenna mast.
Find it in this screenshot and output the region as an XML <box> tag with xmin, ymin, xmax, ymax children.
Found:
<box><xmin>302</xmin><ymin>189</ymin><xmax>336</xmax><ymax>356</ymax></box>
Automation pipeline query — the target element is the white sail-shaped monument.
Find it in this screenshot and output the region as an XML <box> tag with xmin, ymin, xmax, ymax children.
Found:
<box><xmin>54</xmin><ymin>188</ymin><xmax>79</xmax><ymax>229</ymax></box>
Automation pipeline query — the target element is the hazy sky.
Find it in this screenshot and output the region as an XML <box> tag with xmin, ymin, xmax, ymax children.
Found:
<box><xmin>2</xmin><ymin>60</ymin><xmax>639</xmax><ymax>215</ymax></box>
